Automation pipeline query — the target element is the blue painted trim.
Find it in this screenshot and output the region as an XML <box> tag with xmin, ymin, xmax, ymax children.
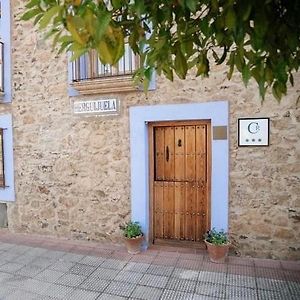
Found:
<box><xmin>67</xmin><ymin>53</ymin><xmax>80</xmax><ymax>97</ymax></box>
<box><xmin>0</xmin><ymin>114</ymin><xmax>15</xmax><ymax>202</ymax></box>
<box><xmin>129</xmin><ymin>101</ymin><xmax>229</xmax><ymax>246</ymax></box>
<box><xmin>0</xmin><ymin>0</ymin><xmax>12</xmax><ymax>102</ymax></box>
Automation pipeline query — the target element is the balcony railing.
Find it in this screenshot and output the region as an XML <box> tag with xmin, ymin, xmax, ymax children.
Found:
<box><xmin>72</xmin><ymin>44</ymin><xmax>140</xmax><ymax>82</ymax></box>
<box><xmin>0</xmin><ymin>42</ymin><xmax>3</xmax><ymax>93</ymax></box>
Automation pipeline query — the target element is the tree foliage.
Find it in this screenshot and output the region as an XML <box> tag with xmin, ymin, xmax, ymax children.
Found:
<box><xmin>22</xmin><ymin>0</ymin><xmax>300</xmax><ymax>100</ymax></box>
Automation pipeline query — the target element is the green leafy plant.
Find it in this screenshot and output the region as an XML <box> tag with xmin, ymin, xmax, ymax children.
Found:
<box><xmin>21</xmin><ymin>0</ymin><xmax>300</xmax><ymax>101</ymax></box>
<box><xmin>120</xmin><ymin>221</ymin><xmax>143</xmax><ymax>239</ymax></box>
<box><xmin>204</xmin><ymin>228</ymin><xmax>229</xmax><ymax>245</ymax></box>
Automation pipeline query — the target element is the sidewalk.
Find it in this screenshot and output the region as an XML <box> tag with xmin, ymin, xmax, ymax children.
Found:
<box><xmin>0</xmin><ymin>230</ymin><xmax>299</xmax><ymax>299</ymax></box>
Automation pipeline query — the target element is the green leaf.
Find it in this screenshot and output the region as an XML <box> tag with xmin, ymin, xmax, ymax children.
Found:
<box><xmin>225</xmin><ymin>8</ymin><xmax>236</xmax><ymax>30</ymax></box>
<box><xmin>227</xmin><ymin>52</ymin><xmax>235</xmax><ymax>80</ymax></box>
<box><xmin>196</xmin><ymin>52</ymin><xmax>209</xmax><ymax>77</ymax></box>
<box><xmin>21</xmin><ymin>8</ymin><xmax>41</xmax><ymax>21</ymax></box>
<box><xmin>272</xmin><ymin>81</ymin><xmax>282</xmax><ymax>101</ymax></box>
<box><xmin>111</xmin><ymin>0</ymin><xmax>122</xmax><ymax>9</ymax></box>
<box><xmin>25</xmin><ymin>0</ymin><xmax>40</xmax><ymax>9</ymax></box>
<box><xmin>242</xmin><ymin>64</ymin><xmax>251</xmax><ymax>87</ymax></box>
<box><xmin>39</xmin><ymin>6</ymin><xmax>61</xmax><ymax>29</ymax></box>
<box><xmin>186</xmin><ymin>0</ymin><xmax>197</xmax><ymax>12</ymax></box>
<box><xmin>174</xmin><ymin>45</ymin><xmax>188</xmax><ymax>79</ymax></box>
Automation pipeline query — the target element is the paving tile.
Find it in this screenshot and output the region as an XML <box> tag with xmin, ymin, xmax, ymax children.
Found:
<box><xmin>152</xmin><ymin>256</ymin><xmax>178</xmax><ymax>266</ymax></box>
<box><xmin>40</xmin><ymin>250</ymin><xmax>65</xmax><ymax>260</ymax></box>
<box><xmin>139</xmin><ymin>273</ymin><xmax>168</xmax><ymax>288</ymax></box>
<box><xmin>33</xmin><ymin>296</ymin><xmax>60</xmax><ymax>300</ymax></box>
<box><xmin>287</xmin><ymin>280</ymin><xmax>300</xmax><ymax>295</ymax></box>
<box><xmin>0</xmin><ymin>285</ymin><xmax>16</xmax><ymax>298</ymax></box>
<box><xmin>177</xmin><ymin>259</ymin><xmax>202</xmax><ymax>270</ymax></box>
<box><xmin>0</xmin><ymin>252</ymin><xmax>21</xmax><ymax>262</ymax></box>
<box><xmin>61</xmin><ymin>252</ymin><xmax>84</xmax><ymax>262</ymax></box>
<box><xmin>69</xmin><ymin>262</ymin><xmax>97</xmax><ymax>276</ymax></box>
<box><xmin>89</xmin><ymin>248</ymin><xmax>113</xmax><ymax>258</ymax></box>
<box><xmin>98</xmin><ymin>293</ymin><xmax>127</xmax><ymax>300</ymax></box>
<box><xmin>227</xmin><ymin>265</ymin><xmax>255</xmax><ymax>276</ymax></box>
<box><xmin>80</xmin><ymin>255</ymin><xmax>105</xmax><ymax>267</ymax></box>
<box><xmin>114</xmin><ymin>270</ymin><xmax>143</xmax><ymax>284</ymax></box>
<box><xmin>35</xmin><ymin>269</ymin><xmax>65</xmax><ymax>283</ymax></box>
<box><xmin>5</xmin><ymin>290</ymin><xmax>38</xmax><ymax>300</ymax></box>
<box><xmin>166</xmin><ymin>277</ymin><xmax>196</xmax><ymax>292</ymax></box>
<box><xmin>257</xmin><ymin>289</ymin><xmax>297</xmax><ymax>300</ymax></box>
<box><xmin>226</xmin><ymin>274</ymin><xmax>256</xmax><ymax>288</ymax></box>
<box><xmin>55</xmin><ymin>273</ymin><xmax>87</xmax><ymax>287</ymax></box>
<box><xmin>283</xmin><ymin>270</ymin><xmax>300</xmax><ymax>283</ymax></box>
<box><xmin>26</xmin><ymin>247</ymin><xmax>49</xmax><ymax>257</ymax></box>
<box><xmin>226</xmin><ymin>286</ymin><xmax>258</xmax><ymax>299</ymax></box>
<box><xmin>0</xmin><ymin>242</ymin><xmax>14</xmax><ymax>251</ymax></box>
<box><xmin>157</xmin><ymin>251</ymin><xmax>181</xmax><ymax>258</ymax></box>
<box><xmin>31</xmin><ymin>257</ymin><xmax>57</xmax><ymax>268</ymax></box>
<box><xmin>79</xmin><ymin>277</ymin><xmax>110</xmax><ymax>292</ymax></box>
<box><xmin>256</xmin><ymin>278</ymin><xmax>291</xmax><ymax>292</ymax></box>
<box><xmin>21</xmin><ymin>278</ymin><xmax>52</xmax><ymax>294</ymax></box>
<box><xmin>198</xmin><ymin>271</ymin><xmax>227</xmax><ymax>285</ymax></box>
<box><xmin>172</xmin><ymin>268</ymin><xmax>199</xmax><ymax>281</ymax></box>
<box><xmin>49</xmin><ymin>260</ymin><xmax>75</xmax><ymax>272</ymax></box>
<box><xmin>66</xmin><ymin>288</ymin><xmax>101</xmax><ymax>300</ymax></box>
<box><xmin>101</xmin><ymin>259</ymin><xmax>127</xmax><ymax>270</ymax></box>
<box><xmin>15</xmin><ymin>264</ymin><xmax>45</xmax><ymax>277</ymax></box>
<box><xmin>2</xmin><ymin>274</ymin><xmax>29</xmax><ymax>287</ymax></box>
<box><xmin>253</xmin><ymin>258</ymin><xmax>281</xmax><ymax>269</ymax></box>
<box><xmin>13</xmin><ymin>254</ymin><xmax>35</xmax><ymax>265</ymax></box>
<box><xmin>179</xmin><ymin>253</ymin><xmax>204</xmax><ymax>261</ymax></box>
<box><xmin>227</xmin><ymin>256</ymin><xmax>254</xmax><ymax>266</ymax></box>
<box><xmin>192</xmin><ymin>294</ymin><xmax>216</xmax><ymax>299</ymax></box>
<box><xmin>8</xmin><ymin>245</ymin><xmax>31</xmax><ymax>255</ymax></box>
<box><xmin>0</xmin><ymin>271</ymin><xmax>12</xmax><ymax>283</ymax></box>
<box><xmin>91</xmin><ymin>267</ymin><xmax>119</xmax><ymax>280</ymax></box>
<box><xmin>131</xmin><ymin>285</ymin><xmax>163</xmax><ymax>299</ymax></box>
<box><xmin>147</xmin><ymin>264</ymin><xmax>174</xmax><ymax>276</ymax></box>
<box><xmin>124</xmin><ymin>262</ymin><xmax>150</xmax><ymax>273</ymax></box>
<box><xmin>160</xmin><ymin>289</ymin><xmax>194</xmax><ymax>300</ymax></box>
<box><xmin>194</xmin><ymin>281</ymin><xmax>226</xmax><ymax>298</ymax></box>
<box><xmin>110</xmin><ymin>251</ymin><xmax>133</xmax><ymax>261</ymax></box>
<box><xmin>201</xmin><ymin>261</ymin><xmax>227</xmax><ymax>273</ymax></box>
<box><xmin>104</xmin><ymin>281</ymin><xmax>136</xmax><ymax>297</ymax></box>
<box><xmin>255</xmin><ymin>267</ymin><xmax>286</xmax><ymax>280</ymax></box>
<box><xmin>130</xmin><ymin>254</ymin><xmax>154</xmax><ymax>264</ymax></box>
<box><xmin>42</xmin><ymin>284</ymin><xmax>75</xmax><ymax>299</ymax></box>
<box><xmin>0</xmin><ymin>262</ymin><xmax>24</xmax><ymax>273</ymax></box>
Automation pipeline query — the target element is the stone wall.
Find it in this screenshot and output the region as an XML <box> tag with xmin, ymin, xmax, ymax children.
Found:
<box><xmin>3</xmin><ymin>0</ymin><xmax>300</xmax><ymax>259</ymax></box>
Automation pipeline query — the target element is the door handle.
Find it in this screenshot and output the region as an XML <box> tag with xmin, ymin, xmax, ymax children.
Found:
<box><xmin>166</xmin><ymin>146</ymin><xmax>169</xmax><ymax>162</ymax></box>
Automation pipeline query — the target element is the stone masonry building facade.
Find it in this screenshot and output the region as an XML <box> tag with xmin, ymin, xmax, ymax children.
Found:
<box><xmin>0</xmin><ymin>1</ymin><xmax>299</xmax><ymax>260</ymax></box>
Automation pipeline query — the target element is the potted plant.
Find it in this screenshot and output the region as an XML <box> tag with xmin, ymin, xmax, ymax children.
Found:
<box><xmin>120</xmin><ymin>221</ymin><xmax>144</xmax><ymax>254</ymax></box>
<box><xmin>204</xmin><ymin>228</ymin><xmax>230</xmax><ymax>263</ymax></box>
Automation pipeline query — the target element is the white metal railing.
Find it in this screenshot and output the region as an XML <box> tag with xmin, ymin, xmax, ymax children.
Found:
<box><xmin>72</xmin><ymin>43</ymin><xmax>140</xmax><ymax>82</ymax></box>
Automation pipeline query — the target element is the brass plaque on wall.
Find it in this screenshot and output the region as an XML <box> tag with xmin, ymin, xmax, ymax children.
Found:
<box><xmin>213</xmin><ymin>126</ymin><xmax>227</xmax><ymax>140</ymax></box>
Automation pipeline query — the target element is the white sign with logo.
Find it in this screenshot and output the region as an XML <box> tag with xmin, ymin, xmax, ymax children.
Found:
<box><xmin>238</xmin><ymin>118</ymin><xmax>270</xmax><ymax>146</ymax></box>
<box><xmin>73</xmin><ymin>99</ymin><xmax>120</xmax><ymax>116</ymax></box>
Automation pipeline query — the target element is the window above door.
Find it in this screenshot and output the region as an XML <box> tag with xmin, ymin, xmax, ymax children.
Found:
<box><xmin>68</xmin><ymin>44</ymin><xmax>147</xmax><ymax>96</ymax></box>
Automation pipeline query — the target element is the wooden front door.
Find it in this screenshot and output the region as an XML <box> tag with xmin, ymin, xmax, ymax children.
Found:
<box><xmin>149</xmin><ymin>121</ymin><xmax>211</xmax><ymax>244</ymax></box>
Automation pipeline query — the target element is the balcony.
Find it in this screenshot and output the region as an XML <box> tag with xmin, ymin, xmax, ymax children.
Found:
<box><xmin>70</xmin><ymin>44</ymin><xmax>140</xmax><ymax>95</ymax></box>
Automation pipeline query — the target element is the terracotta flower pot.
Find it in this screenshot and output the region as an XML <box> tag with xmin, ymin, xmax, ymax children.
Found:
<box><xmin>205</xmin><ymin>240</ymin><xmax>230</xmax><ymax>263</ymax></box>
<box><xmin>124</xmin><ymin>235</ymin><xmax>143</xmax><ymax>254</ymax></box>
